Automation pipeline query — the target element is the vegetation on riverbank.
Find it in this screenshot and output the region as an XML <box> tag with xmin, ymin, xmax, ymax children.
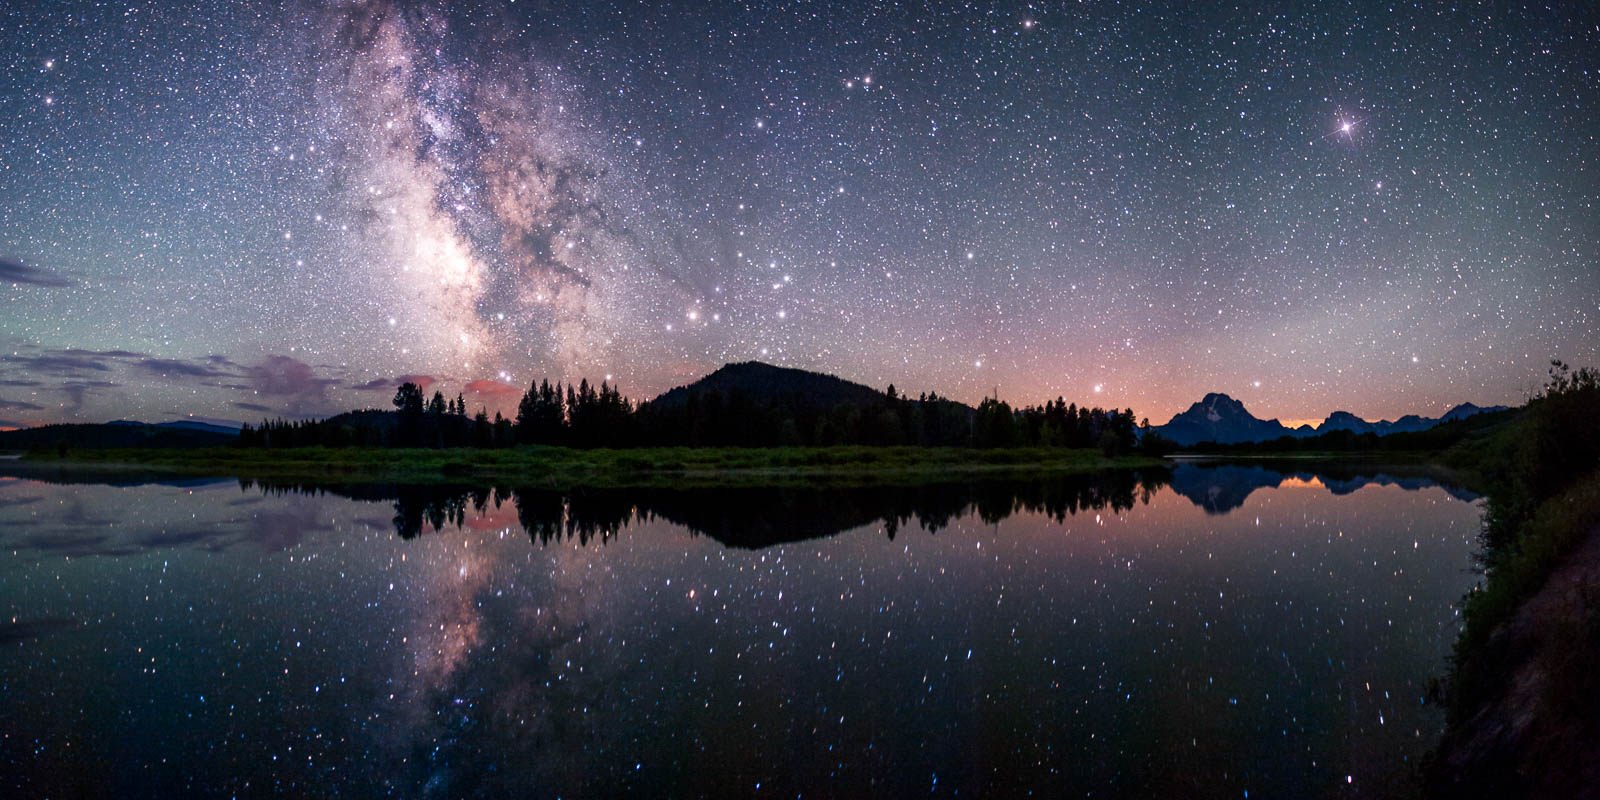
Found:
<box><xmin>12</xmin><ymin>445</ymin><xmax>1163</xmax><ymax>488</ymax></box>
<box><xmin>1426</xmin><ymin>362</ymin><xmax>1600</xmax><ymax>797</ymax></box>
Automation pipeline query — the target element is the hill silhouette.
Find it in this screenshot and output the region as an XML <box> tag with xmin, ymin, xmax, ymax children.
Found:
<box><xmin>648</xmin><ymin>361</ymin><xmax>905</xmax><ymax>409</ymax></box>
<box><xmin>0</xmin><ymin>420</ymin><xmax>237</xmax><ymax>450</ymax></box>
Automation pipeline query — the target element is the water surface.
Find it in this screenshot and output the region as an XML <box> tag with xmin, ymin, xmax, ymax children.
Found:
<box><xmin>0</xmin><ymin>464</ymin><xmax>1483</xmax><ymax>797</ymax></box>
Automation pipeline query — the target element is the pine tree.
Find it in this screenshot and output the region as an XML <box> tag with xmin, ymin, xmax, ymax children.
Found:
<box><xmin>393</xmin><ymin>382</ymin><xmax>425</xmax><ymax>447</ymax></box>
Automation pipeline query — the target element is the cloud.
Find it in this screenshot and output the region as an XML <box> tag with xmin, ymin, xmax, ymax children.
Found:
<box><xmin>352</xmin><ymin>373</ymin><xmax>436</xmax><ymax>392</ymax></box>
<box><xmin>247</xmin><ymin>356</ymin><xmax>340</xmax><ymax>403</ymax></box>
<box><xmin>0</xmin><ymin>258</ymin><xmax>71</xmax><ymax>287</ymax></box>
<box><xmin>136</xmin><ymin>357</ymin><xmax>236</xmax><ymax>379</ymax></box>
<box><xmin>70</xmin><ymin>348</ymin><xmax>145</xmax><ymax>359</ymax></box>
<box><xmin>0</xmin><ymin>348</ymin><xmax>150</xmax><ymax>380</ymax></box>
<box><xmin>2</xmin><ymin>353</ymin><xmax>113</xmax><ymax>376</ymax></box>
<box><xmin>57</xmin><ymin>380</ymin><xmax>118</xmax><ymax>412</ymax></box>
<box><xmin>233</xmin><ymin>402</ymin><xmax>273</xmax><ymax>412</ymax></box>
<box><xmin>0</xmin><ymin>396</ymin><xmax>44</xmax><ymax>411</ymax></box>
<box><xmin>466</xmin><ymin>379</ymin><xmax>521</xmax><ymax>399</ymax></box>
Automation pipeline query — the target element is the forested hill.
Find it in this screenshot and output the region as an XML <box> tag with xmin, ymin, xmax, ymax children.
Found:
<box><xmin>233</xmin><ymin>361</ymin><xmax>1141</xmax><ymax>451</ymax></box>
<box><xmin>650</xmin><ymin>361</ymin><xmax>893</xmax><ymax>409</ymax></box>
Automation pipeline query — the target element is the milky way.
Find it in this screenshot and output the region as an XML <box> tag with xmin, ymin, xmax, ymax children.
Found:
<box><xmin>1</xmin><ymin>1</ymin><xmax>1596</xmax><ymax>426</ymax></box>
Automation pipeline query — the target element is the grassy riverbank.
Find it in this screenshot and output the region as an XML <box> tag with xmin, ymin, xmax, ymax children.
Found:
<box><xmin>1424</xmin><ymin>363</ymin><xmax>1600</xmax><ymax>797</ymax></box>
<box><xmin>1427</xmin><ymin>470</ymin><xmax>1600</xmax><ymax>797</ymax></box>
<box><xmin>10</xmin><ymin>445</ymin><xmax>1164</xmax><ymax>488</ymax></box>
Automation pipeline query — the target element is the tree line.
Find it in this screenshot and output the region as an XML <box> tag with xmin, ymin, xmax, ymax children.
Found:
<box><xmin>239</xmin><ymin>378</ymin><xmax>1164</xmax><ymax>454</ymax></box>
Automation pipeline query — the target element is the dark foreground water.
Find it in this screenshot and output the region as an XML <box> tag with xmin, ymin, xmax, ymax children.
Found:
<box><xmin>0</xmin><ymin>463</ymin><xmax>1483</xmax><ymax>798</ymax></box>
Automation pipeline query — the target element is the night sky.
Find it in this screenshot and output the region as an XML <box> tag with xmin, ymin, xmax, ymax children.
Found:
<box><xmin>2</xmin><ymin>1</ymin><xmax>1596</xmax><ymax>428</ymax></box>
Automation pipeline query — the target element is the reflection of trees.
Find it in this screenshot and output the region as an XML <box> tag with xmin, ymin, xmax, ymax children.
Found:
<box><xmin>394</xmin><ymin>486</ymin><xmax>469</xmax><ymax>540</ymax></box>
<box><xmin>515</xmin><ymin>490</ymin><xmax>635</xmax><ymax>546</ymax></box>
<box><xmin>505</xmin><ymin>470</ymin><xmax>1174</xmax><ymax>547</ymax></box>
<box><xmin>249</xmin><ymin>469</ymin><xmax>1175</xmax><ymax>548</ymax></box>
<box><xmin>242</xmin><ymin>463</ymin><xmax>1473</xmax><ymax>547</ymax></box>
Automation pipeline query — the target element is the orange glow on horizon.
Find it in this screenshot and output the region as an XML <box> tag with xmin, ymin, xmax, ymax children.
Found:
<box><xmin>1278</xmin><ymin>476</ymin><xmax>1327</xmax><ymax>489</ymax></box>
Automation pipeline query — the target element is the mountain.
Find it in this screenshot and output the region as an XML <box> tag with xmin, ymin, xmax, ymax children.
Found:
<box><xmin>1315</xmin><ymin>410</ymin><xmax>1376</xmax><ymax>436</ymax></box>
<box><xmin>1441</xmin><ymin>402</ymin><xmax>1505</xmax><ymax>422</ymax></box>
<box><xmin>105</xmin><ymin>419</ymin><xmax>242</xmax><ymax>435</ymax></box>
<box><xmin>0</xmin><ymin>420</ymin><xmax>238</xmax><ymax>450</ymax></box>
<box><xmin>1302</xmin><ymin>402</ymin><xmax>1509</xmax><ymax>438</ymax></box>
<box><xmin>1152</xmin><ymin>393</ymin><xmax>1293</xmax><ymax>445</ymax></box>
<box><xmin>1155</xmin><ymin>393</ymin><xmax>1511</xmax><ymax>446</ymax></box>
<box><xmin>648</xmin><ymin>361</ymin><xmax>900</xmax><ymax>409</ymax></box>
<box><xmin>637</xmin><ymin>361</ymin><xmax>976</xmax><ymax>447</ymax></box>
<box><xmin>154</xmin><ymin>419</ymin><xmax>242</xmax><ymax>435</ymax></box>
<box><xmin>316</xmin><ymin>408</ymin><xmax>402</xmax><ymax>435</ymax></box>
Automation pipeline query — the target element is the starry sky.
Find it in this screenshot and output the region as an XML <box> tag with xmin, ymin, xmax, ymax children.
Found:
<box><xmin>2</xmin><ymin>0</ymin><xmax>1596</xmax><ymax>428</ymax></box>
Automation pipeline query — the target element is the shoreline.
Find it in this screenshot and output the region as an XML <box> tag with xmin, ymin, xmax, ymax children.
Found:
<box><xmin>2</xmin><ymin>445</ymin><xmax>1168</xmax><ymax>489</ymax></box>
<box><xmin>1427</xmin><ymin>472</ymin><xmax>1600</xmax><ymax>797</ymax></box>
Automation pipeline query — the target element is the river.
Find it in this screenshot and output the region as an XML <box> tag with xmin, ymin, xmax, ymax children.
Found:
<box><xmin>0</xmin><ymin>462</ymin><xmax>1484</xmax><ymax>798</ymax></box>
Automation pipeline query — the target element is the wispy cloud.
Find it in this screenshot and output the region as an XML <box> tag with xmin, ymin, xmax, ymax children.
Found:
<box><xmin>466</xmin><ymin>379</ymin><xmax>522</xmax><ymax>398</ymax></box>
<box><xmin>2</xmin><ymin>354</ymin><xmax>113</xmax><ymax>376</ymax></box>
<box><xmin>352</xmin><ymin>373</ymin><xmax>436</xmax><ymax>392</ymax></box>
<box><xmin>136</xmin><ymin>358</ymin><xmax>236</xmax><ymax>379</ymax></box>
<box><xmin>58</xmin><ymin>380</ymin><xmax>118</xmax><ymax>412</ymax></box>
<box><xmin>0</xmin><ymin>258</ymin><xmax>71</xmax><ymax>287</ymax></box>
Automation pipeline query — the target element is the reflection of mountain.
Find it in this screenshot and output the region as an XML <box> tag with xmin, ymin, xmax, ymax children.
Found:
<box><xmin>0</xmin><ymin>463</ymin><xmax>237</xmax><ymax>490</ymax></box>
<box><xmin>244</xmin><ymin>470</ymin><xmax>1173</xmax><ymax>549</ymax></box>
<box><xmin>1168</xmin><ymin>461</ymin><xmax>1479</xmax><ymax>514</ymax></box>
<box><xmin>233</xmin><ymin>461</ymin><xmax>1479</xmax><ymax>546</ymax></box>
<box><xmin>620</xmin><ymin>472</ymin><xmax>1163</xmax><ymax>548</ymax></box>
<box><xmin>1168</xmin><ymin>464</ymin><xmax>1285</xmax><ymax>514</ymax></box>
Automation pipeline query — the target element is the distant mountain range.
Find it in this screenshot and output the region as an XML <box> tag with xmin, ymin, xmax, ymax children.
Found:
<box><xmin>108</xmin><ymin>419</ymin><xmax>241</xmax><ymax>435</ymax></box>
<box><xmin>0</xmin><ymin>361</ymin><xmax>1511</xmax><ymax>451</ymax></box>
<box><xmin>1152</xmin><ymin>393</ymin><xmax>1508</xmax><ymax>446</ymax></box>
<box><xmin>0</xmin><ymin>419</ymin><xmax>240</xmax><ymax>449</ymax></box>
